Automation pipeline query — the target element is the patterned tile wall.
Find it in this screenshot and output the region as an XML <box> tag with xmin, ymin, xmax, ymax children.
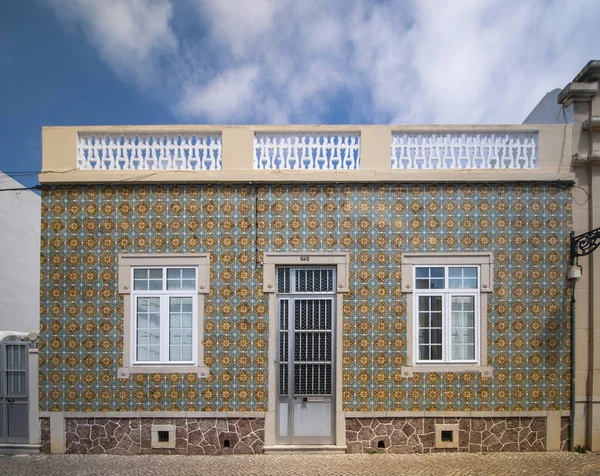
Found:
<box><xmin>39</xmin><ymin>183</ymin><xmax>572</xmax><ymax>412</ymax></box>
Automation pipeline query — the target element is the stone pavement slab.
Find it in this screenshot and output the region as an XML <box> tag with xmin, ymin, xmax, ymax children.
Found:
<box><xmin>1</xmin><ymin>452</ymin><xmax>600</xmax><ymax>476</ymax></box>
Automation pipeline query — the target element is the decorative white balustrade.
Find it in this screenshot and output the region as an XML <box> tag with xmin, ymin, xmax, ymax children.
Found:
<box><xmin>77</xmin><ymin>134</ymin><xmax>222</xmax><ymax>170</ymax></box>
<box><xmin>254</xmin><ymin>133</ymin><xmax>360</xmax><ymax>170</ymax></box>
<box><xmin>391</xmin><ymin>132</ymin><xmax>538</xmax><ymax>170</ymax></box>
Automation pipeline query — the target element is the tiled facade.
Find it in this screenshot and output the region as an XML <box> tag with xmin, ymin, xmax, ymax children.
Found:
<box><xmin>40</xmin><ymin>182</ymin><xmax>572</xmax><ymax>415</ymax></box>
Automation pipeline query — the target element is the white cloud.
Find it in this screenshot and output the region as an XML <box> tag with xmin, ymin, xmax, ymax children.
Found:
<box><xmin>177</xmin><ymin>65</ymin><xmax>259</xmax><ymax>122</ymax></box>
<box><xmin>44</xmin><ymin>0</ymin><xmax>177</xmax><ymax>88</ymax></box>
<box><xmin>44</xmin><ymin>0</ymin><xmax>600</xmax><ymax>124</ymax></box>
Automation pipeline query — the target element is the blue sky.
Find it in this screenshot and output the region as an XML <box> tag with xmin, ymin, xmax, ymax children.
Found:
<box><xmin>1</xmin><ymin>0</ymin><xmax>600</xmax><ymax>189</ymax></box>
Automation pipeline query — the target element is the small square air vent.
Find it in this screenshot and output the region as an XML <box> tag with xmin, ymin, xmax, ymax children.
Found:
<box><xmin>151</xmin><ymin>424</ymin><xmax>176</xmax><ymax>449</ymax></box>
<box><xmin>435</xmin><ymin>424</ymin><xmax>459</xmax><ymax>449</ymax></box>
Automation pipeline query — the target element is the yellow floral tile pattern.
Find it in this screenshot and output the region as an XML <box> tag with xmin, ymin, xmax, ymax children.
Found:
<box><xmin>39</xmin><ymin>183</ymin><xmax>571</xmax><ymax>412</ymax></box>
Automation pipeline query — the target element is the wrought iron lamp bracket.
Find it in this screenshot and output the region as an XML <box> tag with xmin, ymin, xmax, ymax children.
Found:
<box><xmin>571</xmin><ymin>227</ymin><xmax>600</xmax><ymax>262</ymax></box>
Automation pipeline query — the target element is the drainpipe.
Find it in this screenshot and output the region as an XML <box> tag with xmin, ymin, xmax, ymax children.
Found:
<box><xmin>569</xmin><ymin>225</ymin><xmax>600</xmax><ymax>450</ymax></box>
<box><xmin>567</xmin><ymin>230</ymin><xmax>583</xmax><ymax>451</ymax></box>
<box><xmin>568</xmin><ymin>253</ymin><xmax>578</xmax><ymax>451</ymax></box>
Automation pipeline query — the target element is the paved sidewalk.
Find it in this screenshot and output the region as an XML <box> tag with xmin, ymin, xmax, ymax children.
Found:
<box><xmin>1</xmin><ymin>452</ymin><xmax>600</xmax><ymax>476</ymax></box>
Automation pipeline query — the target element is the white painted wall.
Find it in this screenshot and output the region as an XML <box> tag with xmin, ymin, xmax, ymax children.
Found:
<box><xmin>0</xmin><ymin>172</ymin><xmax>40</xmax><ymax>333</ymax></box>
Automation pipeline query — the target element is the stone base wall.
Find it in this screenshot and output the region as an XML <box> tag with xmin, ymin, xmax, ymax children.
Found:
<box><xmin>560</xmin><ymin>417</ymin><xmax>570</xmax><ymax>451</ymax></box>
<box><xmin>39</xmin><ymin>418</ymin><xmax>264</xmax><ymax>455</ymax></box>
<box><xmin>40</xmin><ymin>417</ymin><xmax>51</xmax><ymax>453</ymax></box>
<box><xmin>346</xmin><ymin>417</ymin><xmax>547</xmax><ymax>453</ymax></box>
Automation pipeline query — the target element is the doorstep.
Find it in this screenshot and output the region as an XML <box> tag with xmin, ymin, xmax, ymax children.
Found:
<box><xmin>263</xmin><ymin>445</ymin><xmax>347</xmax><ymax>454</ymax></box>
<box><xmin>0</xmin><ymin>444</ymin><xmax>41</xmax><ymax>455</ymax></box>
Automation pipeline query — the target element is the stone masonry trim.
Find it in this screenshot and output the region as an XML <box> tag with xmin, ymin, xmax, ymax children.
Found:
<box><xmin>55</xmin><ymin>417</ymin><xmax>264</xmax><ymax>455</ymax></box>
<box><xmin>346</xmin><ymin>417</ymin><xmax>547</xmax><ymax>453</ymax></box>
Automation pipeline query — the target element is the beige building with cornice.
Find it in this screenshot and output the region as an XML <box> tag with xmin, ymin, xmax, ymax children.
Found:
<box><xmin>33</xmin><ymin>61</ymin><xmax>600</xmax><ymax>455</ymax></box>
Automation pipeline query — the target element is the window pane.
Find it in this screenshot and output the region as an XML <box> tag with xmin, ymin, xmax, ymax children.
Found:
<box><xmin>149</xmin><ymin>279</ymin><xmax>163</xmax><ymax>290</ymax></box>
<box><xmin>450</xmin><ymin>296</ymin><xmax>475</xmax><ymax>361</ymax></box>
<box><xmin>182</xmin><ymin>314</ymin><xmax>193</xmax><ymax>328</ymax></box>
<box><xmin>415</xmin><ymin>267</ymin><xmax>445</xmax><ymax>289</ymax></box>
<box><xmin>134</xmin><ymin>268</ymin><xmax>163</xmax><ymax>290</ymax></box>
<box><xmin>182</xmin><ymin>269</ymin><xmax>195</xmax><ymax>279</ymax></box>
<box><xmin>167</xmin><ymin>268</ymin><xmax>197</xmax><ymax>290</ymax></box>
<box><xmin>136</xmin><ymin>297</ymin><xmax>160</xmax><ymax>361</ymax></box>
<box><xmin>137</xmin><ymin>346</ymin><xmax>148</xmax><ymax>361</ymax></box>
<box><xmin>169</xmin><ymin>297</ymin><xmax>194</xmax><ymax>361</ymax></box>
<box><xmin>431</xmin><ymin>267</ymin><xmax>444</xmax><ymax>277</ymax></box>
<box><xmin>448</xmin><ymin>267</ymin><xmax>478</xmax><ymax>289</ymax></box>
<box><xmin>137</xmin><ymin>330</ymin><xmax>148</xmax><ymax>345</ymax></box>
<box><xmin>181</xmin><ymin>280</ymin><xmax>196</xmax><ymax>290</ymax></box>
<box><xmin>417</xmin><ymin>295</ymin><xmax>444</xmax><ymax>362</ymax></box>
<box><xmin>181</xmin><ymin>346</ymin><xmax>193</xmax><ymax>361</ymax></box>
<box><xmin>149</xmin><ymin>313</ymin><xmax>160</xmax><ymax>328</ymax></box>
<box><xmin>134</xmin><ymin>279</ymin><xmax>148</xmax><ymax>291</ymax></box>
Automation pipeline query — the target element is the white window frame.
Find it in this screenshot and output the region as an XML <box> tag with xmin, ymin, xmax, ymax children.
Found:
<box><xmin>414</xmin><ymin>265</ymin><xmax>480</xmax><ymax>365</ymax></box>
<box><xmin>131</xmin><ymin>266</ymin><xmax>198</xmax><ymax>365</ymax></box>
<box><xmin>117</xmin><ymin>254</ymin><xmax>210</xmax><ymax>378</ymax></box>
<box><xmin>401</xmin><ymin>252</ymin><xmax>494</xmax><ymax>377</ymax></box>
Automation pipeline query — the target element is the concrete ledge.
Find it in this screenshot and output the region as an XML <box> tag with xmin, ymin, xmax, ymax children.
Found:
<box><xmin>264</xmin><ymin>445</ymin><xmax>347</xmax><ymax>454</ymax></box>
<box><xmin>39</xmin><ymin>169</ymin><xmax>576</xmax><ymax>184</ymax></box>
<box><xmin>41</xmin><ymin>411</ymin><xmax>266</xmax><ymax>419</ymax></box>
<box><xmin>0</xmin><ymin>444</ymin><xmax>41</xmax><ymax>455</ymax></box>
<box><xmin>344</xmin><ymin>410</ymin><xmax>566</xmax><ymax>418</ymax></box>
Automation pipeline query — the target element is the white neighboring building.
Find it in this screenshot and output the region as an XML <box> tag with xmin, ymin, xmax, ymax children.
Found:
<box><xmin>0</xmin><ymin>171</ymin><xmax>40</xmax><ymax>451</ymax></box>
<box><xmin>0</xmin><ymin>172</ymin><xmax>40</xmax><ymax>334</ymax></box>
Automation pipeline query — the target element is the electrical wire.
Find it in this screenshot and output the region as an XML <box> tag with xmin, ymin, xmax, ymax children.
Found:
<box><xmin>0</xmin><ymin>185</ymin><xmax>42</xmax><ymax>192</ymax></box>
<box><xmin>0</xmin><ymin>169</ymin><xmax>76</xmax><ymax>176</ymax></box>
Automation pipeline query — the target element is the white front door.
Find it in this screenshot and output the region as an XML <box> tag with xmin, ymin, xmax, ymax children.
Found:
<box><xmin>276</xmin><ymin>267</ymin><xmax>335</xmax><ymax>445</ymax></box>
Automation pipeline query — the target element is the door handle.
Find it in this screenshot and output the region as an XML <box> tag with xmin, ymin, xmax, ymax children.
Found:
<box><xmin>7</xmin><ymin>398</ymin><xmax>14</xmax><ymax>404</ymax></box>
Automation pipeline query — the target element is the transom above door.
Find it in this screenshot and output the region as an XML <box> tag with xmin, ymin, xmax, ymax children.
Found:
<box><xmin>276</xmin><ymin>266</ymin><xmax>336</xmax><ymax>445</ymax></box>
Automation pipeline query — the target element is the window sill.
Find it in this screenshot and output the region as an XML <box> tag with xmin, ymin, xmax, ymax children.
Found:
<box><xmin>401</xmin><ymin>365</ymin><xmax>493</xmax><ymax>378</ymax></box>
<box><xmin>117</xmin><ymin>366</ymin><xmax>210</xmax><ymax>379</ymax></box>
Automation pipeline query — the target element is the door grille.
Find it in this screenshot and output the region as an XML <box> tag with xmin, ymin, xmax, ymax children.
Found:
<box><xmin>278</xmin><ymin>267</ymin><xmax>335</xmax><ymax>398</ymax></box>
<box><xmin>295</xmin><ymin>299</ymin><xmax>332</xmax><ymax>330</ymax></box>
<box><xmin>279</xmin><ymin>299</ymin><xmax>289</xmax><ymax>395</ymax></box>
<box><xmin>294</xmin><ymin>363</ymin><xmax>331</xmax><ymax>395</ymax></box>
<box><xmin>277</xmin><ymin>267</ymin><xmax>334</xmax><ymax>294</ymax></box>
<box><xmin>5</xmin><ymin>345</ymin><xmax>27</xmax><ymax>397</ymax></box>
<box><xmin>293</xmin><ymin>298</ymin><xmax>332</xmax><ymax>396</ymax></box>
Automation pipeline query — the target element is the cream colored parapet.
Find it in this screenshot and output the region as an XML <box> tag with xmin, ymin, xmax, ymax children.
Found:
<box><xmin>40</xmin><ymin>124</ymin><xmax>573</xmax><ymax>184</ymax></box>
